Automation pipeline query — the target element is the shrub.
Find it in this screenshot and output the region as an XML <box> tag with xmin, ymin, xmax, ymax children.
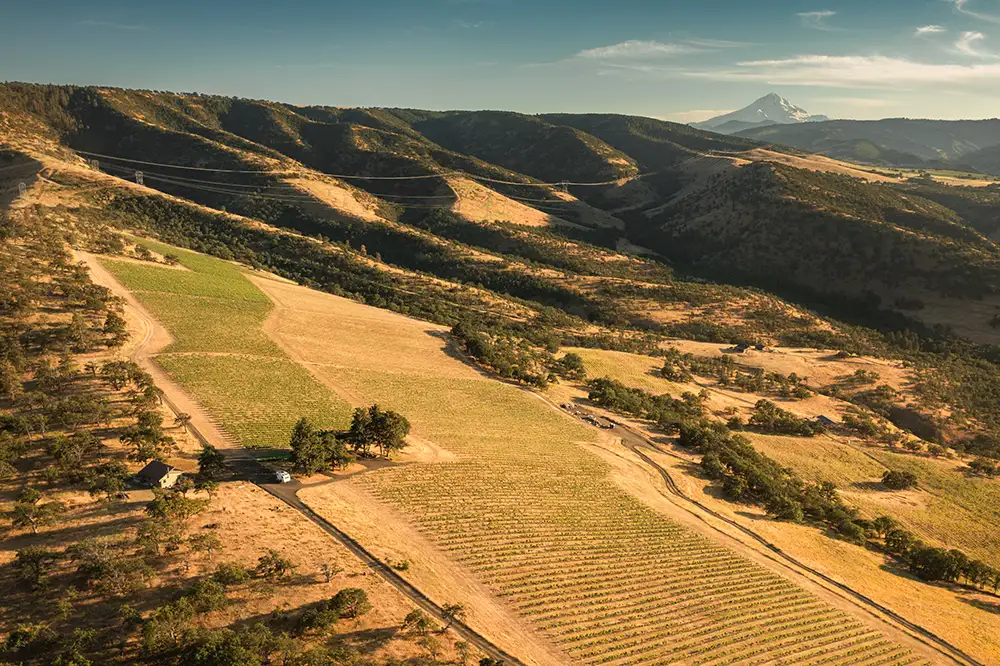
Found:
<box><xmin>881</xmin><ymin>470</ymin><xmax>918</xmax><ymax>490</ymax></box>
<box><xmin>328</xmin><ymin>587</ymin><xmax>371</xmax><ymax>619</ymax></box>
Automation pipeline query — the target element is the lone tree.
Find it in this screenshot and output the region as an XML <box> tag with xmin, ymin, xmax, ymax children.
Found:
<box><xmin>881</xmin><ymin>470</ymin><xmax>918</xmax><ymax>490</ymax></box>
<box><xmin>10</xmin><ymin>487</ymin><xmax>65</xmax><ymax>534</ymax></box>
<box><xmin>14</xmin><ymin>546</ymin><xmax>60</xmax><ymax>590</ymax></box>
<box><xmin>401</xmin><ymin>609</ymin><xmax>435</xmax><ymax>636</ymax></box>
<box><xmin>256</xmin><ymin>549</ymin><xmax>295</xmax><ymax>581</ymax></box>
<box><xmin>441</xmin><ymin>602</ymin><xmax>467</xmax><ymax>630</ymax></box>
<box><xmin>197</xmin><ymin>443</ymin><xmax>228</xmax><ymax>479</ymax></box>
<box><xmin>289</xmin><ymin>417</ymin><xmax>327</xmax><ymax>475</ymax></box>
<box><xmin>348</xmin><ymin>404</ymin><xmax>410</xmax><ymax>458</ymax></box>
<box><xmin>87</xmin><ymin>460</ymin><xmax>131</xmax><ymax>503</ymax></box>
<box><xmin>174</xmin><ymin>413</ymin><xmax>193</xmax><ymax>433</ymax></box>
<box><xmin>329</xmin><ymin>587</ymin><xmax>371</xmax><ymax>619</ymax></box>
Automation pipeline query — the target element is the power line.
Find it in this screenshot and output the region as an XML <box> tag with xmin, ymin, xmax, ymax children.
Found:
<box><xmin>0</xmin><ymin>162</ymin><xmax>38</xmax><ymax>174</ymax></box>
<box><xmin>76</xmin><ymin>149</ymin><xmax>450</xmax><ymax>180</ymax></box>
<box><xmin>103</xmin><ymin>161</ymin><xmax>577</xmax><ymax>207</ymax></box>
<box><xmin>74</xmin><ymin>149</ymin><xmax>294</xmax><ymax>174</ymax></box>
<box><xmin>75</xmin><ymin>149</ymin><xmax>653</xmax><ymax>187</ymax></box>
<box><xmin>100</xmin><ymin>164</ymin><xmax>465</xmax><ymax>201</ymax></box>
<box><xmin>101</xmin><ymin>163</ymin><xmax>301</xmax><ymax>189</ymax></box>
<box><xmin>116</xmin><ymin>171</ymin><xmax>462</xmax><ymax>212</ymax></box>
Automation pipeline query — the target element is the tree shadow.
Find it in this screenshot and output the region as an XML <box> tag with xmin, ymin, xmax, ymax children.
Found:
<box><xmin>850</xmin><ymin>480</ymin><xmax>888</xmax><ymax>492</ymax></box>
<box><xmin>961</xmin><ymin>597</ymin><xmax>1000</xmax><ymax>614</ymax></box>
<box><xmin>232</xmin><ymin>597</ymin><xmax>402</xmax><ymax>655</ymax></box>
<box><xmin>424</xmin><ymin>330</ymin><xmax>490</xmax><ymax>378</ymax></box>
<box><xmin>1</xmin><ymin>515</ymin><xmax>143</xmax><ymax>554</ymax></box>
<box><xmin>0</xmin><ymin>155</ymin><xmax>43</xmax><ymax>210</ymax></box>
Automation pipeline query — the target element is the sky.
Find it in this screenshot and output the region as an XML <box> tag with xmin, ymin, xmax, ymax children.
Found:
<box><xmin>3</xmin><ymin>0</ymin><xmax>1000</xmax><ymax>121</ymax></box>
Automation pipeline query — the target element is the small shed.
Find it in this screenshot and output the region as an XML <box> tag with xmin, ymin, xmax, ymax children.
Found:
<box><xmin>137</xmin><ymin>460</ymin><xmax>183</xmax><ymax>489</ymax></box>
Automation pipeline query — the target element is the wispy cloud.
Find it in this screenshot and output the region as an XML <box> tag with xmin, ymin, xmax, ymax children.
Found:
<box><xmin>797</xmin><ymin>11</ymin><xmax>838</xmax><ymax>31</ymax></box>
<box><xmin>454</xmin><ymin>19</ymin><xmax>486</xmax><ymax>29</ymax></box>
<box><xmin>915</xmin><ymin>25</ymin><xmax>947</xmax><ymax>36</ymax></box>
<box><xmin>953</xmin><ymin>30</ymin><xmax>1000</xmax><ymax>57</ymax></box>
<box><xmin>665</xmin><ymin>109</ymin><xmax>735</xmax><ymax>123</ymax></box>
<box><xmin>683</xmin><ymin>54</ymin><xmax>1000</xmax><ymax>89</ymax></box>
<box><xmin>683</xmin><ymin>38</ymin><xmax>752</xmax><ymax>49</ymax></box>
<box><xmin>815</xmin><ymin>96</ymin><xmax>892</xmax><ymax>109</ymax></box>
<box><xmin>79</xmin><ymin>19</ymin><xmax>149</xmax><ymax>31</ymax></box>
<box><xmin>575</xmin><ymin>40</ymin><xmax>703</xmax><ymax>60</ymax></box>
<box><xmin>953</xmin><ymin>0</ymin><xmax>1000</xmax><ymax>24</ymax></box>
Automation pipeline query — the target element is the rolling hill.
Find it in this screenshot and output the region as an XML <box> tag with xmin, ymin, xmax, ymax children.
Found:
<box><xmin>735</xmin><ymin>118</ymin><xmax>1000</xmax><ymax>170</ymax></box>
<box><xmin>4</xmin><ymin>83</ymin><xmax>1000</xmax><ymax>337</ymax></box>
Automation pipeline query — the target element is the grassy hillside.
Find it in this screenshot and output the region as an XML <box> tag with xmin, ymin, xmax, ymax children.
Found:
<box><xmin>636</xmin><ymin>162</ymin><xmax>1000</xmax><ymax>305</ymax></box>
<box><xmin>405</xmin><ymin>110</ymin><xmax>639</xmax><ymax>183</ymax></box>
<box><xmin>963</xmin><ymin>143</ymin><xmax>1000</xmax><ymax>176</ymax></box>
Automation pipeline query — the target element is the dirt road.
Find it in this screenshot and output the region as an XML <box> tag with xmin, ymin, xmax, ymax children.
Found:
<box><xmin>77</xmin><ymin>252</ymin><xmax>525</xmax><ymax>666</ymax></box>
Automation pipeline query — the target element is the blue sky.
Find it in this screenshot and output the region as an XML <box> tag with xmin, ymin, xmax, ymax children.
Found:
<box><xmin>3</xmin><ymin>0</ymin><xmax>1000</xmax><ymax>121</ymax></box>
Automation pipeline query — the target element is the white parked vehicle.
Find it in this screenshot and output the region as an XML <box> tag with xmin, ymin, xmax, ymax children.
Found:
<box><xmin>274</xmin><ymin>470</ymin><xmax>292</xmax><ymax>484</ymax></box>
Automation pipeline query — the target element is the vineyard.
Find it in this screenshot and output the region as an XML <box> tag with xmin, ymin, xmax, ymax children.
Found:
<box><xmin>253</xmin><ymin>278</ymin><xmax>931</xmax><ymax>666</ymax></box>
<box><xmin>99</xmin><ymin>242</ymin><xmax>353</xmax><ymax>448</ymax></box>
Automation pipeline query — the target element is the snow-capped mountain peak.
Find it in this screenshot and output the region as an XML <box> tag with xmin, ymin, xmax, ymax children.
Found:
<box><xmin>691</xmin><ymin>94</ymin><xmax>828</xmax><ymax>134</ymax></box>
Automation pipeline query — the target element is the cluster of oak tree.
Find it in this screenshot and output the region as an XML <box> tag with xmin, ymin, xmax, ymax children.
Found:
<box><xmin>289</xmin><ymin>404</ymin><xmax>411</xmax><ymax>476</ymax></box>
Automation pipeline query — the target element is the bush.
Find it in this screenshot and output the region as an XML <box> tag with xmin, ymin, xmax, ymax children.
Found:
<box><xmin>328</xmin><ymin>587</ymin><xmax>371</xmax><ymax>619</ymax></box>
<box><xmin>881</xmin><ymin>470</ymin><xmax>918</xmax><ymax>490</ymax></box>
<box><xmin>212</xmin><ymin>562</ymin><xmax>251</xmax><ymax>586</ymax></box>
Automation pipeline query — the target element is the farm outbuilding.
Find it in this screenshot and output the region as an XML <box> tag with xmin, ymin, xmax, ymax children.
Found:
<box><xmin>137</xmin><ymin>460</ymin><xmax>184</xmax><ymax>488</ymax></box>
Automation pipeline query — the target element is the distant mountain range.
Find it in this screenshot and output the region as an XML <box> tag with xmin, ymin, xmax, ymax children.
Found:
<box><xmin>734</xmin><ymin>118</ymin><xmax>1000</xmax><ymax>172</ymax></box>
<box><xmin>692</xmin><ymin>94</ymin><xmax>828</xmax><ymax>134</ymax></box>
<box><xmin>693</xmin><ymin>95</ymin><xmax>1000</xmax><ymax>174</ymax></box>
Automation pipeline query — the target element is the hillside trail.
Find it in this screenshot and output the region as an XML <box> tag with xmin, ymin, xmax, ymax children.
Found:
<box><xmin>76</xmin><ymin>252</ymin><xmax>524</xmax><ymax>666</ymax></box>
<box><xmin>534</xmin><ymin>392</ymin><xmax>982</xmax><ymax>666</ymax></box>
